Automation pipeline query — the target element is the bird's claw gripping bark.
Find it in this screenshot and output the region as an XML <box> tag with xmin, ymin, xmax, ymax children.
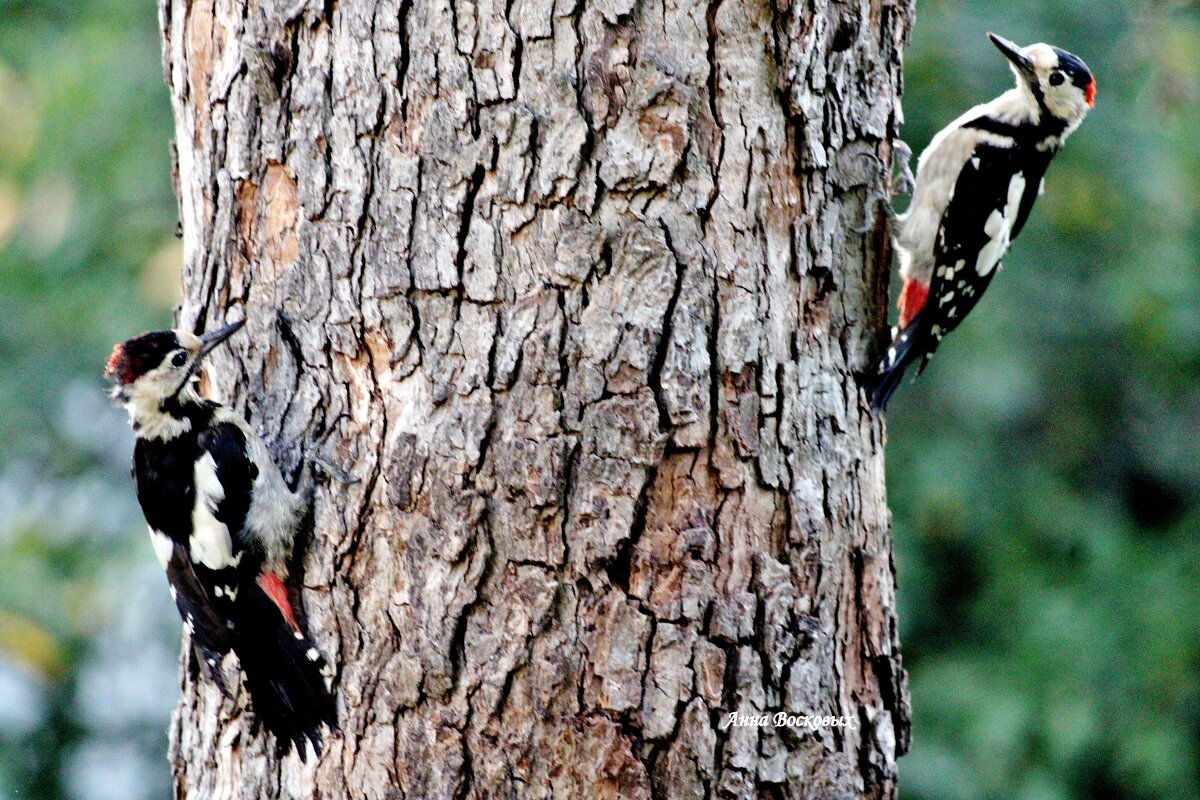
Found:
<box><xmin>293</xmin><ymin>455</ymin><xmax>359</xmax><ymax>508</ymax></box>
<box><xmin>854</xmin><ymin>191</ymin><xmax>899</xmax><ymax>235</ymax></box>
<box><xmin>310</xmin><ymin>457</ymin><xmax>359</xmax><ymax>486</ymax></box>
<box><xmin>853</xmin><ymin>140</ymin><xmax>913</xmax><ymax>235</ymax></box>
<box><xmin>891</xmin><ymin>139</ymin><xmax>915</xmax><ymax>198</ymax></box>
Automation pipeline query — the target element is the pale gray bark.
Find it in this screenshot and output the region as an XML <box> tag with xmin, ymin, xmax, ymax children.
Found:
<box><xmin>159</xmin><ymin>0</ymin><xmax>913</xmax><ymax>796</ymax></box>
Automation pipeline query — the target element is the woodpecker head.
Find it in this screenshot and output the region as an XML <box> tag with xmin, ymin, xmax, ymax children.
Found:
<box><xmin>106</xmin><ymin>321</ymin><xmax>244</xmax><ymax>412</ymax></box>
<box><xmin>989</xmin><ymin>33</ymin><xmax>1095</xmax><ymax>124</ymax></box>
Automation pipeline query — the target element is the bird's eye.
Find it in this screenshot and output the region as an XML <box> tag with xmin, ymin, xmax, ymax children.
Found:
<box><xmin>171</xmin><ymin>351</ymin><xmax>188</xmax><ymax>368</ymax></box>
<box><xmin>1048</xmin><ymin>71</ymin><xmax>1065</xmax><ymax>87</ymax></box>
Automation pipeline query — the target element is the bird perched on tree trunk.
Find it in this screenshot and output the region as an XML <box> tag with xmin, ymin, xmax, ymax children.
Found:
<box><xmin>865</xmin><ymin>32</ymin><xmax>1096</xmax><ymax>410</ymax></box>
<box><xmin>105</xmin><ymin>319</ymin><xmax>336</xmax><ymax>756</ymax></box>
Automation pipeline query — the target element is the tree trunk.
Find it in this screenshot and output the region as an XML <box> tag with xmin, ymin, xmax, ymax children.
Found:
<box><xmin>158</xmin><ymin>0</ymin><xmax>913</xmax><ymax>796</ymax></box>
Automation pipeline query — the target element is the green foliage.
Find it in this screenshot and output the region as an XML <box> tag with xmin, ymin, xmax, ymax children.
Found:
<box><xmin>893</xmin><ymin>3</ymin><xmax>1200</xmax><ymax>798</ymax></box>
<box><xmin>0</xmin><ymin>0</ymin><xmax>176</xmax><ymax>455</ymax></box>
<box><xmin>0</xmin><ymin>2</ymin><xmax>178</xmax><ymax>799</ymax></box>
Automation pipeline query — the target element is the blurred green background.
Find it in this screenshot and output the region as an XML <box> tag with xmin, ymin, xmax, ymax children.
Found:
<box><xmin>893</xmin><ymin>3</ymin><xmax>1200</xmax><ymax>800</ymax></box>
<box><xmin>0</xmin><ymin>1</ymin><xmax>180</xmax><ymax>799</ymax></box>
<box><xmin>0</xmin><ymin>1</ymin><xmax>1196</xmax><ymax>798</ymax></box>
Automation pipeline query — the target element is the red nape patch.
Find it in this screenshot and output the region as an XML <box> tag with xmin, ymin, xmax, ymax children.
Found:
<box><xmin>258</xmin><ymin>573</ymin><xmax>301</xmax><ymax>633</ymax></box>
<box><xmin>103</xmin><ymin>330</ymin><xmax>178</xmax><ymax>384</ymax></box>
<box><xmin>1085</xmin><ymin>79</ymin><xmax>1096</xmax><ymax>108</ymax></box>
<box><xmin>104</xmin><ymin>345</ymin><xmax>129</xmax><ymax>383</ymax></box>
<box><xmin>898</xmin><ymin>279</ymin><xmax>929</xmax><ymax>329</ymax></box>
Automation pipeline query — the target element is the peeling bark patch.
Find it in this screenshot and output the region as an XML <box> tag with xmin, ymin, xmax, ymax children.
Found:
<box><xmin>263</xmin><ymin>162</ymin><xmax>300</xmax><ymax>276</ymax></box>
<box><xmin>184</xmin><ymin>0</ymin><xmax>216</xmax><ymax>136</ymax></box>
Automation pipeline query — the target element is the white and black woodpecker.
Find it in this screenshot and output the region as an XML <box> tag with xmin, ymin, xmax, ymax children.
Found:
<box><xmin>105</xmin><ymin>319</ymin><xmax>335</xmax><ymax>756</ymax></box>
<box><xmin>865</xmin><ymin>33</ymin><xmax>1096</xmax><ymax>410</ymax></box>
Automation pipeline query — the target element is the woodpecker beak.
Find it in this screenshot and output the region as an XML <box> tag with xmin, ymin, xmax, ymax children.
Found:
<box><xmin>196</xmin><ymin>319</ymin><xmax>245</xmax><ymax>361</ymax></box>
<box><xmin>988</xmin><ymin>33</ymin><xmax>1035</xmax><ymax>79</ymax></box>
<box><xmin>164</xmin><ymin>319</ymin><xmax>244</xmax><ymax>402</ymax></box>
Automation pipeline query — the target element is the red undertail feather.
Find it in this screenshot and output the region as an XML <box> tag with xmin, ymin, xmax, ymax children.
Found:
<box><xmin>257</xmin><ymin>573</ymin><xmax>301</xmax><ymax>633</ymax></box>
<box><xmin>898</xmin><ymin>278</ymin><xmax>929</xmax><ymax>329</ymax></box>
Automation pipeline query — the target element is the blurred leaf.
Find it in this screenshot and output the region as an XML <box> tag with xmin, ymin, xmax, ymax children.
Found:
<box><xmin>0</xmin><ymin>610</ymin><xmax>63</xmax><ymax>678</ymax></box>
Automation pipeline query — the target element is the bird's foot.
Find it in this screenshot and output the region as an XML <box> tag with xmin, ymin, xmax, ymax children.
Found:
<box><xmin>310</xmin><ymin>457</ymin><xmax>359</xmax><ymax>486</ymax></box>
<box><xmin>890</xmin><ymin>139</ymin><xmax>915</xmax><ymax>199</ymax></box>
<box><xmin>291</xmin><ymin>456</ymin><xmax>359</xmax><ymax>521</ymax></box>
<box><xmin>853</xmin><ymin>190</ymin><xmax>899</xmax><ymax>235</ymax></box>
<box><xmin>853</xmin><ymin>141</ymin><xmax>910</xmax><ymax>234</ymax></box>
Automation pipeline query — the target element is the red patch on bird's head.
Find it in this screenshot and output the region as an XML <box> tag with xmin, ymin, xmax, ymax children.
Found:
<box><xmin>104</xmin><ymin>345</ymin><xmax>130</xmax><ymax>383</ymax></box>
<box><xmin>1085</xmin><ymin>79</ymin><xmax>1096</xmax><ymax>108</ymax></box>
<box><xmin>104</xmin><ymin>331</ymin><xmax>180</xmax><ymax>384</ymax></box>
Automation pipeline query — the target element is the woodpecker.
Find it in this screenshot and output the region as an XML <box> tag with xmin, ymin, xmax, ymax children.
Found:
<box><xmin>105</xmin><ymin>319</ymin><xmax>336</xmax><ymax>756</ymax></box>
<box><xmin>865</xmin><ymin>33</ymin><xmax>1095</xmax><ymax>410</ymax></box>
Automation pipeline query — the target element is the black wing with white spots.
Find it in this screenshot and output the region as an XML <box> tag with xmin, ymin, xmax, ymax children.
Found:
<box><xmin>198</xmin><ymin>425</ymin><xmax>336</xmax><ymax>754</ymax></box>
<box><xmin>865</xmin><ymin>134</ymin><xmax>1054</xmax><ymax>410</ymax></box>
<box><xmin>919</xmin><ymin>138</ymin><xmax>1052</xmax><ymax>367</ymax></box>
<box><xmin>134</xmin><ymin>415</ymin><xmax>261</xmax><ymax>685</ymax></box>
<box><xmin>161</xmin><ymin>540</ymin><xmax>236</xmax><ymax>687</ymax></box>
<box><xmin>133</xmin><ymin>413</ymin><xmax>334</xmax><ymax>754</ymax></box>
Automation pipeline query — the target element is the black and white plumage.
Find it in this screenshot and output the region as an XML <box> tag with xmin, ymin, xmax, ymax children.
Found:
<box><xmin>106</xmin><ymin>320</ymin><xmax>336</xmax><ymax>756</ymax></box>
<box><xmin>865</xmin><ymin>33</ymin><xmax>1095</xmax><ymax>410</ymax></box>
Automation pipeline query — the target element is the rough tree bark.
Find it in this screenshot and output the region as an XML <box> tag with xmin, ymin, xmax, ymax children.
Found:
<box><xmin>158</xmin><ymin>0</ymin><xmax>913</xmax><ymax>796</ymax></box>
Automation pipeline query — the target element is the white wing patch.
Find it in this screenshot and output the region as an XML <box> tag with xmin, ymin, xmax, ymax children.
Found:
<box><xmin>190</xmin><ymin>452</ymin><xmax>236</xmax><ymax>570</ymax></box>
<box><xmin>149</xmin><ymin>528</ymin><xmax>174</xmax><ymax>569</ymax></box>
<box><xmin>976</xmin><ymin>172</ymin><xmax>1026</xmax><ymax>276</ymax></box>
<box><xmin>213</xmin><ymin>407</ymin><xmax>300</xmax><ymax>578</ymax></box>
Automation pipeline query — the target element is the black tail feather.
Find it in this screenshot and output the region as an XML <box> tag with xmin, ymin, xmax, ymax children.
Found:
<box><xmin>234</xmin><ymin>582</ymin><xmax>336</xmax><ymax>758</ymax></box>
<box><xmin>864</xmin><ymin>313</ymin><xmax>931</xmax><ymax>412</ymax></box>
